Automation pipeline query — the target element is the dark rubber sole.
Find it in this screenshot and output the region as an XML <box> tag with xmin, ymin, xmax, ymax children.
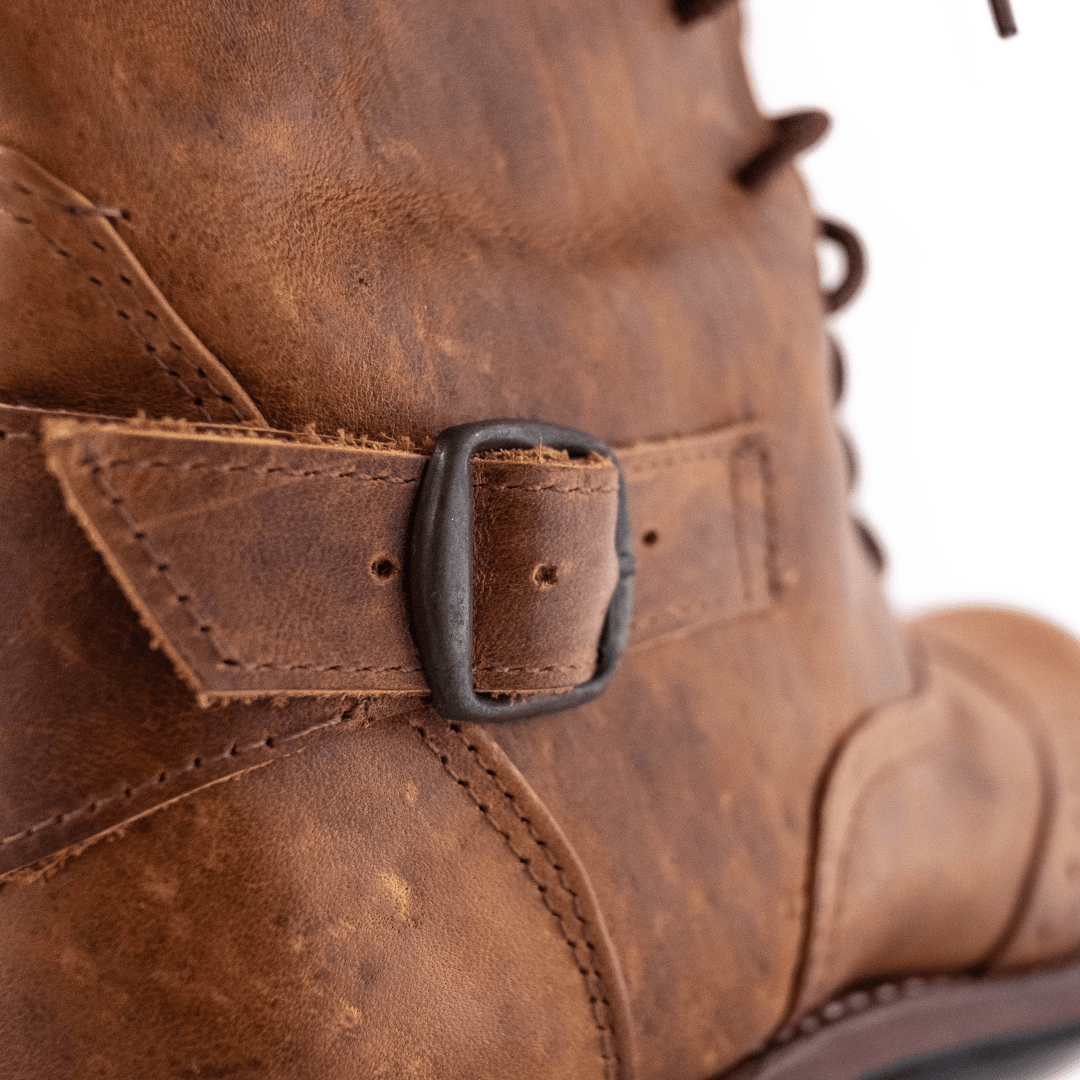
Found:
<box><xmin>861</xmin><ymin>1021</ymin><xmax>1080</xmax><ymax>1080</ymax></box>
<box><xmin>724</xmin><ymin>959</ymin><xmax>1080</xmax><ymax>1080</ymax></box>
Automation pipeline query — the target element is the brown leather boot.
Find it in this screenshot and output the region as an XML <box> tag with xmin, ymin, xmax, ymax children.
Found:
<box><xmin>2</xmin><ymin>1</ymin><xmax>1078</xmax><ymax>1078</ymax></box>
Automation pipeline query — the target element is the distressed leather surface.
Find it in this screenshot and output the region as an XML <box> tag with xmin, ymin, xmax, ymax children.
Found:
<box><xmin>42</xmin><ymin>414</ymin><xmax>621</xmax><ymax>700</ymax></box>
<box><xmin>912</xmin><ymin>609</ymin><xmax>1080</xmax><ymax>972</ymax></box>
<box><xmin>35</xmin><ymin>411</ymin><xmax>774</xmax><ymax>700</ymax></box>
<box><xmin>3</xmin><ymin>1</ymin><xmax>1080</xmax><ymax>1079</ymax></box>
<box><xmin>0</xmin><ymin>712</ymin><xmax>627</xmax><ymax>1080</ymax></box>
<box><xmin>792</xmin><ymin>646</ymin><xmax>1046</xmax><ymax>1017</ymax></box>
<box><xmin>1</xmin><ymin>402</ymin><xmax>775</xmax><ymax>872</ymax></box>
<box><xmin>0</xmin><ymin>147</ymin><xmax>264</xmax><ymax>427</ymax></box>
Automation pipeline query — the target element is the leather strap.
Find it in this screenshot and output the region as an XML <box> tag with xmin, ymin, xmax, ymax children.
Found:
<box><xmin>5</xmin><ymin>403</ymin><xmax>778</xmax><ymax>704</ymax></box>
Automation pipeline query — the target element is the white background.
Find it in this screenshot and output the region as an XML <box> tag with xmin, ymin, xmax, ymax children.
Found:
<box><xmin>745</xmin><ymin>0</ymin><xmax>1080</xmax><ymax>637</ymax></box>
<box><xmin>744</xmin><ymin>4</ymin><xmax>1080</xmax><ymax>1074</ymax></box>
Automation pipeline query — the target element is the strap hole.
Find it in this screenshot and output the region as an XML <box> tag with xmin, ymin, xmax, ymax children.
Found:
<box><xmin>370</xmin><ymin>556</ymin><xmax>398</xmax><ymax>581</ymax></box>
<box><xmin>533</xmin><ymin>563</ymin><xmax>559</xmax><ymax>588</ymax></box>
<box><xmin>642</xmin><ymin>530</ymin><xmax>659</xmax><ymax>547</ymax></box>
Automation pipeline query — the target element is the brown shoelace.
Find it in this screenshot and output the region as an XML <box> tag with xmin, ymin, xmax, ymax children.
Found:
<box><xmin>721</xmin><ymin>0</ymin><xmax>1019</xmax><ymax>572</ymax></box>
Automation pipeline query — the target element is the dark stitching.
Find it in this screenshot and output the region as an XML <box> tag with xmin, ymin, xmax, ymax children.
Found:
<box><xmin>0</xmin><ymin>182</ymin><xmax>246</xmax><ymax>423</ymax></box>
<box><xmin>473</xmin><ymin>663</ymin><xmax>583</xmax><ymax>675</ymax></box>
<box><xmin>474</xmin><ymin>481</ymin><xmax>618</xmax><ymax>495</ymax></box>
<box><xmin>215</xmin><ymin>661</ymin><xmax>579</xmax><ymax>676</ymax></box>
<box><xmin>0</xmin><ymin>199</ymin><xmax>215</xmax><ymax>422</ymax></box>
<box><xmin>86</xmin><ymin>454</ymin><xmax>235</xmax><ymax>659</ymax></box>
<box><xmin>92</xmin><ymin>457</ymin><xmax>421</xmax><ymax>485</ymax></box>
<box><xmin>412</xmin><ymin>719</ymin><xmax>620</xmax><ymax>1077</ymax></box>
<box><xmin>81</xmin><ymin>455</ymin><xmax>589</xmax><ymax>681</ymax></box>
<box><xmin>220</xmin><ymin>659</ymin><xmax>422</xmax><ymax>675</ymax></box>
<box><xmin>0</xmin><ymin>706</ymin><xmax>357</xmax><ymax>848</ymax></box>
<box><xmin>82</xmin><ymin>452</ymin><xmax>423</xmax><ymax>676</ymax></box>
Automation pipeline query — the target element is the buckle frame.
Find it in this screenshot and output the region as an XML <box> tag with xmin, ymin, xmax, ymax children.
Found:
<box><xmin>410</xmin><ymin>419</ymin><xmax>635</xmax><ymax>723</ymax></box>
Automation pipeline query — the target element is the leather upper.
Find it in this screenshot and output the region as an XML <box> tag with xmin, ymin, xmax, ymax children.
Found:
<box><xmin>3</xmin><ymin>3</ymin><xmax>1080</xmax><ymax>1079</ymax></box>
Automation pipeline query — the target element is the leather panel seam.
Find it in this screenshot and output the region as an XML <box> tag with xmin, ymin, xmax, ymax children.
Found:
<box><xmin>777</xmin><ymin>642</ymin><xmax>927</xmax><ymax>1034</ymax></box>
<box><xmin>1</xmin><ymin>703</ymin><xmax>364</xmax><ymax>851</ymax></box>
<box><xmin>913</xmin><ymin>629</ymin><xmax>1058</xmax><ymax>971</ymax></box>
<box><xmin>410</xmin><ymin>716</ymin><xmax>622</xmax><ymax>1080</ymax></box>
<box><xmin>0</xmin><ymin>180</ymin><xmax>245</xmax><ymax>423</ymax></box>
<box><xmin>78</xmin><ymin>449</ymin><xmax>423</xmax><ymax>676</ymax></box>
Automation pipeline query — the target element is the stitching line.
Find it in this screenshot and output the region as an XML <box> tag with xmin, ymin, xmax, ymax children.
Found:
<box><xmin>411</xmin><ymin>719</ymin><xmax>620</xmax><ymax>1078</ymax></box>
<box><xmin>759</xmin><ymin>444</ymin><xmax>782</xmax><ymax>597</ymax></box>
<box><xmin>630</xmin><ymin>592</ymin><xmax>756</xmax><ymax>634</ymax></box>
<box><xmin>1</xmin><ymin>198</ymin><xmax>214</xmax><ymax>423</ymax></box>
<box><xmin>732</xmin><ymin>443</ymin><xmax>777</xmax><ymax>604</ymax></box>
<box><xmin>85</xmin><ymin>452</ymin><xmax>240</xmax><ymax>665</ymax></box>
<box><xmin>621</xmin><ymin>442</ymin><xmax>741</xmax><ymax>479</ymax></box>
<box><xmin>88</xmin><ymin>459</ymin><xmax>611</xmax><ymax>495</ymax></box>
<box><xmin>474</xmin><ymin>481</ymin><xmax>618</xmax><ymax>495</ymax></box>
<box><xmin>473</xmin><ymin>663</ymin><xmax>583</xmax><ymax>675</ymax></box>
<box><xmin>91</xmin><ymin>457</ymin><xmax>421</xmax><ymax>484</ymax></box>
<box><xmin>732</xmin><ymin>447</ymin><xmax>758</xmax><ymax>607</ymax></box>
<box><xmin>0</xmin><ymin>181</ymin><xmax>244</xmax><ymax>423</ymax></box>
<box><xmin>629</xmin><ymin>445</ymin><xmax>776</xmax><ymax>637</ymax></box>
<box><xmin>79</xmin><ymin>456</ymin><xmax>581</xmax><ymax>681</ymax></box>
<box><xmin>85</xmin><ymin>453</ymin><xmax>424</xmax><ymax>675</ymax></box>
<box><xmin>770</xmin><ymin>974</ymin><xmax>960</xmax><ymax>1049</ymax></box>
<box><xmin>224</xmin><ymin>660</ymin><xmax>421</xmax><ymax>674</ymax></box>
<box><xmin>0</xmin><ymin>705</ymin><xmax>360</xmax><ymax>848</ymax></box>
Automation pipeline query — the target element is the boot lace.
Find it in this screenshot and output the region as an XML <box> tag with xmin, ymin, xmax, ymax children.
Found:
<box><xmin>682</xmin><ymin>0</ymin><xmax>1019</xmax><ymax>572</ymax></box>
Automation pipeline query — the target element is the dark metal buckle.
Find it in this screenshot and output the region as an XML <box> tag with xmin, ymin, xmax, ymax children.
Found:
<box><xmin>410</xmin><ymin>419</ymin><xmax>635</xmax><ymax>723</ymax></box>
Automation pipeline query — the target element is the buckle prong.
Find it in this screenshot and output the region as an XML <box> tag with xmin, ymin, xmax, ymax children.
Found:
<box><xmin>410</xmin><ymin>419</ymin><xmax>635</xmax><ymax>722</ymax></box>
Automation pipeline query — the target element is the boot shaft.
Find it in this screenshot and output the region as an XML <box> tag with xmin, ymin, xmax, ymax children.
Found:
<box><xmin>0</xmin><ymin>3</ymin><xmax>951</xmax><ymax>1077</ymax></box>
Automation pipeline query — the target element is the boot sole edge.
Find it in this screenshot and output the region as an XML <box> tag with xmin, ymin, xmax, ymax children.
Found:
<box><xmin>724</xmin><ymin>958</ymin><xmax>1080</xmax><ymax>1080</ymax></box>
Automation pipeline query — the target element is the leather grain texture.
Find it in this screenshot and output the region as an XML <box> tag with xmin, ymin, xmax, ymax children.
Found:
<box><xmin>0</xmin><ymin>402</ymin><xmax>775</xmax><ymax>878</ymax></box>
<box><xmin>0</xmin><ymin>147</ymin><xmax>265</xmax><ymax>427</ymax></box>
<box><xmin>793</xmin><ymin>648</ymin><xmax>1046</xmax><ymax>1017</ymax></box>
<box><xmin>4</xmin><ymin>0</ymin><xmax>1080</xmax><ymax>1077</ymax></box>
<box><xmin>0</xmin><ymin>711</ymin><xmax>622</xmax><ymax>1080</ymax></box>
<box><xmin>913</xmin><ymin>609</ymin><xmax>1080</xmax><ymax>972</ymax></box>
<box><xmin>0</xmin><ymin>0</ymin><xmax>917</xmax><ymax>1065</ymax></box>
<box><xmin>35</xmin><ymin>411</ymin><xmax>775</xmax><ymax>701</ymax></box>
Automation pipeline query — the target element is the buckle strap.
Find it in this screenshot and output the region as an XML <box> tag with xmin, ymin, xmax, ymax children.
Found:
<box><xmin>1</xmin><ymin>402</ymin><xmax>782</xmax><ymax>872</ymax></box>
<box><xmin>9</xmin><ymin>404</ymin><xmax>779</xmax><ymax>707</ymax></box>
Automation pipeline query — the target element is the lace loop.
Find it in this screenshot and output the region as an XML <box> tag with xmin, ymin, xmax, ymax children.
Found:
<box><xmin>819</xmin><ymin>218</ymin><xmax>866</xmax><ymax>315</ymax></box>
<box><xmin>737</xmin><ymin>110</ymin><xmax>831</xmax><ymax>191</ymax></box>
<box><xmin>990</xmin><ymin>0</ymin><xmax>1018</xmax><ymax>38</ymax></box>
<box><xmin>829</xmin><ymin>338</ymin><xmax>847</xmax><ymax>406</ymax></box>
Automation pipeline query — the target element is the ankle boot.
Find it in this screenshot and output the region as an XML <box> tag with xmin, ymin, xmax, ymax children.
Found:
<box><xmin>2</xmin><ymin>2</ymin><xmax>1078</xmax><ymax>1078</ymax></box>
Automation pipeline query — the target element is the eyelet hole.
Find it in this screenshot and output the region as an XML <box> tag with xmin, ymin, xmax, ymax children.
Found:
<box><xmin>533</xmin><ymin>563</ymin><xmax>559</xmax><ymax>588</ymax></box>
<box><xmin>370</xmin><ymin>556</ymin><xmax>398</xmax><ymax>582</ymax></box>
